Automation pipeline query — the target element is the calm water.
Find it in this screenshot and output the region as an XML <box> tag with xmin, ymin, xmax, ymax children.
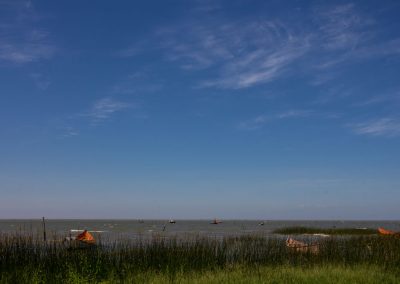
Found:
<box><xmin>1</xmin><ymin>219</ymin><xmax>399</xmax><ymax>241</ymax></box>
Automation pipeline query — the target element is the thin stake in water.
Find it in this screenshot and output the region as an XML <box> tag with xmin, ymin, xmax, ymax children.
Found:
<box><xmin>42</xmin><ymin>216</ymin><xmax>47</xmax><ymax>242</ymax></box>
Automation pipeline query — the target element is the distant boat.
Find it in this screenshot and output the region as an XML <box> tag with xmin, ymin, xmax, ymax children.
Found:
<box><xmin>169</xmin><ymin>219</ymin><xmax>176</xmax><ymax>224</ymax></box>
<box><xmin>76</xmin><ymin>230</ymin><xmax>95</xmax><ymax>243</ymax></box>
<box><xmin>286</xmin><ymin>237</ymin><xmax>319</xmax><ymax>254</ymax></box>
<box><xmin>258</xmin><ymin>221</ymin><xmax>265</xmax><ymax>226</ymax></box>
<box><xmin>65</xmin><ymin>230</ymin><xmax>96</xmax><ymax>248</ymax></box>
<box><xmin>378</xmin><ymin>227</ymin><xmax>400</xmax><ymax>236</ymax></box>
<box><xmin>210</xmin><ymin>219</ymin><xmax>222</xmax><ymax>225</ymax></box>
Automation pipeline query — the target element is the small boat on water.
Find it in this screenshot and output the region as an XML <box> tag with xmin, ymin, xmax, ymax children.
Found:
<box><xmin>258</xmin><ymin>221</ymin><xmax>264</xmax><ymax>226</ymax></box>
<box><xmin>210</xmin><ymin>219</ymin><xmax>222</xmax><ymax>225</ymax></box>
<box><xmin>169</xmin><ymin>219</ymin><xmax>176</xmax><ymax>224</ymax></box>
<box><xmin>65</xmin><ymin>230</ymin><xmax>96</xmax><ymax>248</ymax></box>
<box><xmin>76</xmin><ymin>230</ymin><xmax>95</xmax><ymax>244</ymax></box>
<box><xmin>378</xmin><ymin>227</ymin><xmax>400</xmax><ymax>236</ymax></box>
<box><xmin>286</xmin><ymin>237</ymin><xmax>319</xmax><ymax>254</ymax></box>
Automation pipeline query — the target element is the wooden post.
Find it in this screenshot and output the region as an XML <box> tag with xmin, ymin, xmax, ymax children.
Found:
<box><xmin>42</xmin><ymin>217</ymin><xmax>47</xmax><ymax>242</ymax></box>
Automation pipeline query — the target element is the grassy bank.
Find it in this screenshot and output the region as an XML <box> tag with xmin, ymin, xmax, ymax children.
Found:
<box><xmin>2</xmin><ymin>265</ymin><xmax>399</xmax><ymax>283</ymax></box>
<box><xmin>273</xmin><ymin>226</ymin><xmax>378</xmax><ymax>235</ymax></box>
<box><xmin>1</xmin><ymin>233</ymin><xmax>400</xmax><ymax>283</ymax></box>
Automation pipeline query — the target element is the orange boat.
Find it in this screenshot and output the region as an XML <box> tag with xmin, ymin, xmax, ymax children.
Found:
<box><xmin>75</xmin><ymin>230</ymin><xmax>96</xmax><ymax>244</ymax></box>
<box><xmin>378</xmin><ymin>227</ymin><xmax>400</xmax><ymax>236</ymax></box>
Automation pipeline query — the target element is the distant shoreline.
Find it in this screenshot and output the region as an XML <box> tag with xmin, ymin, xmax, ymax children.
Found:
<box><xmin>0</xmin><ymin>218</ymin><xmax>399</xmax><ymax>221</ymax></box>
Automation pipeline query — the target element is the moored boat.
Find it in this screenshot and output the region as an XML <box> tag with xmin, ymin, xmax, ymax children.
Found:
<box><xmin>75</xmin><ymin>230</ymin><xmax>95</xmax><ymax>244</ymax></box>
<box><xmin>378</xmin><ymin>227</ymin><xmax>400</xmax><ymax>236</ymax></box>
<box><xmin>286</xmin><ymin>237</ymin><xmax>319</xmax><ymax>254</ymax></box>
<box><xmin>64</xmin><ymin>230</ymin><xmax>96</xmax><ymax>248</ymax></box>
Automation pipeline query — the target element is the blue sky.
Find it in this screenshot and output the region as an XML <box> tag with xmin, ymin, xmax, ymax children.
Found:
<box><xmin>1</xmin><ymin>0</ymin><xmax>400</xmax><ymax>219</ymax></box>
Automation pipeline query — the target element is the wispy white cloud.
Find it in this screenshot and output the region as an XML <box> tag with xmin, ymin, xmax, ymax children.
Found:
<box><xmin>118</xmin><ymin>2</ymin><xmax>399</xmax><ymax>97</ymax></box>
<box><xmin>312</xmin><ymin>36</ymin><xmax>400</xmax><ymax>71</ymax></box>
<box><xmin>153</xmin><ymin>3</ymin><xmax>397</xmax><ymax>90</ymax></box>
<box><xmin>238</xmin><ymin>110</ymin><xmax>313</xmax><ymax>130</ymax></box>
<box><xmin>310</xmin><ymin>3</ymin><xmax>400</xmax><ymax>73</ymax></box>
<box><xmin>157</xmin><ymin>24</ymin><xmax>232</xmax><ymax>70</ymax></box>
<box><xmin>157</xmin><ymin>20</ymin><xmax>310</xmax><ymax>89</ymax></box>
<box><xmin>0</xmin><ymin>2</ymin><xmax>55</xmax><ymax>64</ymax></box>
<box><xmin>276</xmin><ymin>110</ymin><xmax>312</xmax><ymax>119</ymax></box>
<box><xmin>239</xmin><ymin>109</ymin><xmax>342</xmax><ymax>130</ymax></box>
<box><xmin>355</xmin><ymin>38</ymin><xmax>400</xmax><ymax>59</ymax></box>
<box><xmin>61</xmin><ymin>97</ymin><xmax>132</xmax><ymax>138</ymax></box>
<box><xmin>305</xmin><ymin>4</ymin><xmax>374</xmax><ymax>74</ymax></box>
<box><xmin>350</xmin><ymin>118</ymin><xmax>400</xmax><ymax>137</ymax></box>
<box><xmin>0</xmin><ymin>33</ymin><xmax>55</xmax><ymax>63</ymax></box>
<box><xmin>204</xmin><ymin>43</ymin><xmax>309</xmax><ymax>89</ymax></box>
<box><xmin>62</xmin><ymin>126</ymin><xmax>79</xmax><ymax>138</ymax></box>
<box><xmin>238</xmin><ymin>115</ymin><xmax>269</xmax><ymax>130</ymax></box>
<box><xmin>353</xmin><ymin>91</ymin><xmax>400</xmax><ymax>107</ymax></box>
<box><xmin>314</xmin><ymin>3</ymin><xmax>373</xmax><ymax>51</ymax></box>
<box><xmin>84</xmin><ymin>97</ymin><xmax>131</xmax><ymax>124</ymax></box>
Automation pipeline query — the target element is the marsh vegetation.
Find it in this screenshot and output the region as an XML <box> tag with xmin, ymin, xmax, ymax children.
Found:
<box><xmin>0</xmin><ymin>232</ymin><xmax>399</xmax><ymax>283</ymax></box>
<box><xmin>273</xmin><ymin>226</ymin><xmax>378</xmax><ymax>235</ymax></box>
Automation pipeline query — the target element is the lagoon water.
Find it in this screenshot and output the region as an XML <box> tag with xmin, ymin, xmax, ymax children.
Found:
<box><xmin>1</xmin><ymin>219</ymin><xmax>400</xmax><ymax>241</ymax></box>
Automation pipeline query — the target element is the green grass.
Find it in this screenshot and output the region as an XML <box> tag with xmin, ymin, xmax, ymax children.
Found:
<box><xmin>1</xmin><ymin>233</ymin><xmax>400</xmax><ymax>283</ymax></box>
<box><xmin>273</xmin><ymin>226</ymin><xmax>378</xmax><ymax>235</ymax></box>
<box><xmin>2</xmin><ymin>265</ymin><xmax>399</xmax><ymax>283</ymax></box>
<box><xmin>175</xmin><ymin>266</ymin><xmax>400</xmax><ymax>284</ymax></box>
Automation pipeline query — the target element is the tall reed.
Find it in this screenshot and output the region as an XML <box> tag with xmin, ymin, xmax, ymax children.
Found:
<box><xmin>0</xmin><ymin>232</ymin><xmax>399</xmax><ymax>283</ymax></box>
